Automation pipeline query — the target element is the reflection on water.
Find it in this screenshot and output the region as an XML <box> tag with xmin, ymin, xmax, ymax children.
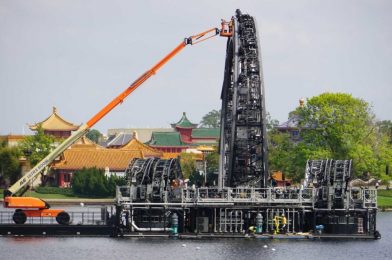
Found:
<box><xmin>0</xmin><ymin>210</ymin><xmax>391</xmax><ymax>260</ymax></box>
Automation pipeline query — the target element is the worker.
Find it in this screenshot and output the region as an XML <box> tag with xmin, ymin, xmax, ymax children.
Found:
<box><xmin>281</xmin><ymin>214</ymin><xmax>287</xmax><ymax>233</ymax></box>
<box><xmin>248</xmin><ymin>226</ymin><xmax>256</xmax><ymax>234</ymax></box>
<box><xmin>273</xmin><ymin>215</ymin><xmax>280</xmax><ymax>234</ymax></box>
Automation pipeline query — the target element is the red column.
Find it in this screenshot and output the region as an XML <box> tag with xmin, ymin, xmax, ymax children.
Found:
<box><xmin>59</xmin><ymin>172</ymin><xmax>65</xmax><ymax>187</ymax></box>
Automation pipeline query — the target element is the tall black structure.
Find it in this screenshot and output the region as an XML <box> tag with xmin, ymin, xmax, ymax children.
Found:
<box><xmin>114</xmin><ymin>10</ymin><xmax>379</xmax><ymax>239</ymax></box>
<box><xmin>219</xmin><ymin>10</ymin><xmax>268</xmax><ymax>188</ymax></box>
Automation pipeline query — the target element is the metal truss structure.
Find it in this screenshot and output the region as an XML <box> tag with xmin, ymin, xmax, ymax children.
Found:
<box><xmin>114</xmin><ymin>10</ymin><xmax>379</xmax><ymax>239</ymax></box>
<box><xmin>219</xmin><ymin>10</ymin><xmax>268</xmax><ymax>189</ymax></box>
<box><xmin>124</xmin><ymin>158</ymin><xmax>182</xmax><ymax>202</ymax></box>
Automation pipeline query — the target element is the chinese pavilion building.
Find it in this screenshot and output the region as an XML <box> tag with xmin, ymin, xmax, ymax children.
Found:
<box><xmin>29</xmin><ymin>107</ymin><xmax>80</xmax><ymax>138</ymax></box>
<box><xmin>51</xmin><ymin>134</ymin><xmax>162</xmax><ymax>187</ymax></box>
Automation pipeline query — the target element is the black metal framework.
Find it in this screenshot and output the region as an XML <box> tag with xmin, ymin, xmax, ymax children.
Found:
<box><xmin>125</xmin><ymin>158</ymin><xmax>183</xmax><ymax>202</ymax></box>
<box><xmin>219</xmin><ymin>10</ymin><xmax>268</xmax><ymax>189</ymax></box>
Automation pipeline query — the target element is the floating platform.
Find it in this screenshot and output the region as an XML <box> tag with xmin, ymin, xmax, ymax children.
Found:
<box><xmin>0</xmin><ymin>224</ymin><xmax>114</xmax><ymax>236</ymax></box>
<box><xmin>114</xmin><ymin>231</ymin><xmax>377</xmax><ymax>240</ymax></box>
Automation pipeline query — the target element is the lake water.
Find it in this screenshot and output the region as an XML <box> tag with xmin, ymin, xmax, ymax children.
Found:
<box><xmin>0</xmin><ymin>206</ymin><xmax>391</xmax><ymax>260</ymax></box>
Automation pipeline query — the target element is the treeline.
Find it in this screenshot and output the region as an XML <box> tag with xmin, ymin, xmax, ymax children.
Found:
<box><xmin>71</xmin><ymin>167</ymin><xmax>126</xmax><ymax>197</ymax></box>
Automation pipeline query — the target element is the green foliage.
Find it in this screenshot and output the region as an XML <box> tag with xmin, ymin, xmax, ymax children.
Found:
<box><xmin>200</xmin><ymin>109</ymin><xmax>221</xmax><ymax>128</ymax></box>
<box><xmin>189</xmin><ymin>171</ymin><xmax>203</xmax><ymax>187</ymax></box>
<box><xmin>71</xmin><ymin>167</ymin><xmax>125</xmax><ymax>197</ymax></box>
<box><xmin>298</xmin><ymin>93</ymin><xmax>392</xmax><ymax>178</ymax></box>
<box><xmin>180</xmin><ymin>153</ymin><xmax>197</xmax><ymax>180</ymax></box>
<box><xmin>35</xmin><ymin>186</ymin><xmax>73</xmax><ymax>196</ymax></box>
<box><xmin>266</xmin><ymin>112</ymin><xmax>279</xmax><ymax>131</ymax></box>
<box><xmin>0</xmin><ymin>144</ymin><xmax>21</xmax><ymax>184</ymax></box>
<box><xmin>299</xmin><ymin>93</ymin><xmax>373</xmax><ymax>158</ymax></box>
<box><xmin>86</xmin><ymin>129</ymin><xmax>103</xmax><ymax>144</ymax></box>
<box><xmin>206</xmin><ymin>151</ymin><xmax>219</xmax><ymax>185</ymax></box>
<box><xmin>268</xmin><ymin>93</ymin><xmax>392</xmax><ymax>182</ymax></box>
<box><xmin>377</xmin><ymin>120</ymin><xmax>392</xmax><ymax>144</ymax></box>
<box><xmin>19</xmin><ymin>125</ymin><xmax>55</xmax><ymax>166</ymax></box>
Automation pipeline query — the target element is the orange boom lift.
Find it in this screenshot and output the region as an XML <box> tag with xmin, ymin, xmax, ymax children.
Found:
<box><xmin>3</xmin><ymin>24</ymin><xmax>232</xmax><ymax>225</ymax></box>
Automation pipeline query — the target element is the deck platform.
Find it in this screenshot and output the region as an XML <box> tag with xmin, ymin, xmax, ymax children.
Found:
<box><xmin>0</xmin><ymin>224</ymin><xmax>114</xmax><ymax>236</ymax></box>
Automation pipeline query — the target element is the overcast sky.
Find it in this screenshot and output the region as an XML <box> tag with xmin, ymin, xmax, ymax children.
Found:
<box><xmin>1</xmin><ymin>0</ymin><xmax>391</xmax><ymax>135</ymax></box>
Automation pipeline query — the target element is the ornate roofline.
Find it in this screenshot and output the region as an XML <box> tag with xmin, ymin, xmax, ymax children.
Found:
<box><xmin>29</xmin><ymin>106</ymin><xmax>80</xmax><ymax>131</ymax></box>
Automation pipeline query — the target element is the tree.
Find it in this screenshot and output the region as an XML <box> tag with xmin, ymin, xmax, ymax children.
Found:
<box><xmin>268</xmin><ymin>93</ymin><xmax>392</xmax><ymax>182</ymax></box>
<box><xmin>297</xmin><ymin>93</ymin><xmax>392</xmax><ymax>178</ymax></box>
<box><xmin>266</xmin><ymin>112</ymin><xmax>279</xmax><ymax>131</ymax></box>
<box><xmin>179</xmin><ymin>152</ymin><xmax>197</xmax><ymax>180</ymax></box>
<box><xmin>377</xmin><ymin>120</ymin><xmax>392</xmax><ymax>144</ymax></box>
<box><xmin>86</xmin><ymin>129</ymin><xmax>103</xmax><ymax>144</ymax></box>
<box><xmin>200</xmin><ymin>109</ymin><xmax>221</xmax><ymax>128</ymax></box>
<box><xmin>0</xmin><ymin>142</ymin><xmax>21</xmax><ymax>184</ymax></box>
<box><xmin>206</xmin><ymin>151</ymin><xmax>219</xmax><ymax>185</ymax></box>
<box><xmin>71</xmin><ymin>167</ymin><xmax>125</xmax><ymax>197</ymax></box>
<box><xmin>19</xmin><ymin>125</ymin><xmax>55</xmax><ymax>166</ymax></box>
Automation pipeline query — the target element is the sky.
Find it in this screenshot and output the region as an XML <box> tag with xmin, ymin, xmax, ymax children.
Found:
<box><xmin>1</xmin><ymin>0</ymin><xmax>391</xmax><ymax>135</ymax></box>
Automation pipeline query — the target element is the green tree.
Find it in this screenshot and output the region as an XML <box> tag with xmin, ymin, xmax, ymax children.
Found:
<box><xmin>19</xmin><ymin>125</ymin><xmax>55</xmax><ymax>166</ymax></box>
<box><xmin>71</xmin><ymin>167</ymin><xmax>125</xmax><ymax>197</ymax></box>
<box><xmin>297</xmin><ymin>93</ymin><xmax>392</xmax><ymax>178</ymax></box>
<box><xmin>200</xmin><ymin>109</ymin><xmax>221</xmax><ymax>128</ymax></box>
<box><xmin>86</xmin><ymin>129</ymin><xmax>103</xmax><ymax>144</ymax></box>
<box><xmin>268</xmin><ymin>93</ymin><xmax>392</xmax><ymax>182</ymax></box>
<box><xmin>180</xmin><ymin>152</ymin><xmax>197</xmax><ymax>180</ymax></box>
<box><xmin>0</xmin><ymin>142</ymin><xmax>21</xmax><ymax>184</ymax></box>
<box><xmin>266</xmin><ymin>112</ymin><xmax>279</xmax><ymax>131</ymax></box>
<box><xmin>206</xmin><ymin>151</ymin><xmax>219</xmax><ymax>185</ymax></box>
<box><xmin>377</xmin><ymin>120</ymin><xmax>392</xmax><ymax>144</ymax></box>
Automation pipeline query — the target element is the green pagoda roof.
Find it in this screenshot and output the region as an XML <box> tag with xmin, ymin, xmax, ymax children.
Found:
<box><xmin>171</xmin><ymin>112</ymin><xmax>198</xmax><ymax>129</ymax></box>
<box><xmin>147</xmin><ymin>132</ymin><xmax>188</xmax><ymax>147</ymax></box>
<box><xmin>191</xmin><ymin>128</ymin><xmax>220</xmax><ymax>138</ymax></box>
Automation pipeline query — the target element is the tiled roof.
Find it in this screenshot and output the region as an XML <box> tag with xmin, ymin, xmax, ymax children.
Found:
<box><xmin>52</xmin><ymin>148</ymin><xmax>143</xmax><ymax>171</ymax></box>
<box><xmin>52</xmin><ymin>135</ymin><xmax>160</xmax><ymax>171</ymax></box>
<box><xmin>191</xmin><ymin>128</ymin><xmax>220</xmax><ymax>138</ymax></box>
<box><xmin>29</xmin><ymin>107</ymin><xmax>79</xmax><ymax>131</ymax></box>
<box><xmin>161</xmin><ymin>152</ymin><xmax>181</xmax><ymax>159</ymax></box>
<box><xmin>107</xmin><ymin>133</ymin><xmax>133</xmax><ymax>147</ymax></box>
<box><xmin>120</xmin><ymin>138</ymin><xmax>162</xmax><ymax>157</ymax></box>
<box><xmin>147</xmin><ymin>132</ymin><xmax>188</xmax><ymax>147</ymax></box>
<box><xmin>107</xmin><ymin>128</ymin><xmax>174</xmax><ymax>143</ymax></box>
<box><xmin>71</xmin><ymin>136</ymin><xmax>104</xmax><ymax>149</ymax></box>
<box><xmin>171</xmin><ymin>112</ymin><xmax>198</xmax><ymax>129</ymax></box>
<box><xmin>276</xmin><ymin>115</ymin><xmax>300</xmax><ymax>129</ymax></box>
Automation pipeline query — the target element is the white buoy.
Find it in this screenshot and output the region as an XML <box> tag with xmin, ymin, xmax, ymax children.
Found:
<box><xmin>80</xmin><ymin>202</ymin><xmax>84</xmax><ymax>207</ymax></box>
<box><xmin>263</xmin><ymin>245</ymin><xmax>268</xmax><ymax>248</ymax></box>
<box><xmin>182</xmin><ymin>244</ymin><xmax>187</xmax><ymax>247</ymax></box>
<box><xmin>272</xmin><ymin>248</ymin><xmax>276</xmax><ymax>251</ymax></box>
<box><xmin>196</xmin><ymin>247</ymin><xmax>201</xmax><ymax>250</ymax></box>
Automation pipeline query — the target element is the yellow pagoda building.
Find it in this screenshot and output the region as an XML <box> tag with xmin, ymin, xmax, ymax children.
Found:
<box><xmin>29</xmin><ymin>107</ymin><xmax>80</xmax><ymax>138</ymax></box>
<box><xmin>51</xmin><ymin>134</ymin><xmax>162</xmax><ymax>188</ymax></box>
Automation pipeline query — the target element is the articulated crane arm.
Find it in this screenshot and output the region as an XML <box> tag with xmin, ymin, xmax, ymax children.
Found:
<box><xmin>3</xmin><ymin>27</ymin><xmax>220</xmax><ymax>204</ymax></box>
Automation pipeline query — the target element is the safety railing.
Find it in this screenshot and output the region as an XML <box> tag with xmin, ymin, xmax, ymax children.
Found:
<box><xmin>116</xmin><ymin>185</ymin><xmax>315</xmax><ymax>206</ymax></box>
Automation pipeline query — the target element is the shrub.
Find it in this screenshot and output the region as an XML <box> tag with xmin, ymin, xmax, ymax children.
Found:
<box><xmin>71</xmin><ymin>167</ymin><xmax>125</xmax><ymax>197</ymax></box>
<box><xmin>35</xmin><ymin>186</ymin><xmax>73</xmax><ymax>196</ymax></box>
